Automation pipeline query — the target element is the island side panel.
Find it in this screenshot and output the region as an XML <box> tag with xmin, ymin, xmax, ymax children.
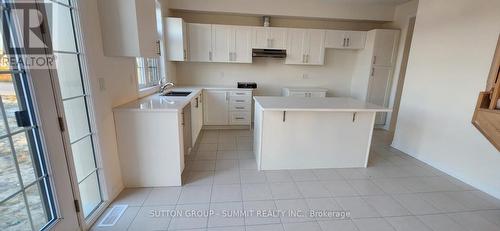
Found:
<box><xmin>253</xmin><ymin>102</ymin><xmax>264</xmax><ymax>170</ymax></box>
<box><xmin>114</xmin><ymin>111</ymin><xmax>183</xmax><ymax>187</ymax></box>
<box><xmin>260</xmin><ymin>110</ymin><xmax>376</xmax><ymax>170</ymax></box>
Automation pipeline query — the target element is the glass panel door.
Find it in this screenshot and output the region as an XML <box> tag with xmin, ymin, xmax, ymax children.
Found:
<box><xmin>1</xmin><ymin>2</ymin><xmax>62</xmax><ymax>230</ymax></box>
<box><xmin>45</xmin><ymin>0</ymin><xmax>103</xmax><ymax>218</ymax></box>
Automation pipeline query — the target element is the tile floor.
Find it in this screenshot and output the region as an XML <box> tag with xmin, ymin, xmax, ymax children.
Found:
<box><xmin>92</xmin><ymin>129</ymin><xmax>500</xmax><ymax>231</ymax></box>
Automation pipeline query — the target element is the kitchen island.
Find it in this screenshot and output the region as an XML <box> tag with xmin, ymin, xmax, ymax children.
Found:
<box><xmin>253</xmin><ymin>96</ymin><xmax>391</xmax><ymax>170</ymax></box>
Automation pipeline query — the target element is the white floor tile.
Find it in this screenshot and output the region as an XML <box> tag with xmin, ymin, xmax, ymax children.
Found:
<box><xmin>335</xmin><ymin>197</ymin><xmax>380</xmax><ymax>219</ymax></box>
<box><xmin>242</xmin><ymin>183</ymin><xmax>273</xmax><ymax>201</ymax></box>
<box><xmin>418</xmin><ymin>214</ymin><xmax>467</xmax><ymax>231</ymax></box>
<box><xmin>275</xmin><ymin>199</ymin><xmax>314</xmax><ymax>223</ymax></box>
<box><xmin>353</xmin><ymin>218</ymin><xmax>395</xmax><ymax>231</ymax></box>
<box><xmin>363</xmin><ymin>195</ymin><xmax>411</xmax><ymax>217</ymax></box>
<box><xmin>208</xmin><ymin>202</ymin><xmax>244</xmax><ymax>228</ymax></box>
<box><xmin>143</xmin><ymin>187</ymin><xmax>181</xmax><ymax>206</ymax></box>
<box><xmin>265</xmin><ymin>171</ymin><xmax>293</xmax><ymax>183</ymax></box>
<box><xmin>211</xmin><ymin>184</ymin><xmax>242</xmax><ymax>203</ymax></box>
<box><xmin>392</xmin><ymin>194</ymin><xmax>440</xmax><ymax>215</ymax></box>
<box><xmin>111</xmin><ymin>188</ymin><xmax>152</xmax><ymax>207</ymax></box>
<box><xmin>246</xmin><ymin>223</ymin><xmax>284</xmax><ymax>231</ymax></box>
<box><xmin>289</xmin><ymin>170</ymin><xmax>318</xmax><ymax>182</ymax></box>
<box><xmin>128</xmin><ymin>205</ymin><xmax>174</xmax><ymax>231</ymax></box>
<box><xmin>282</xmin><ymin>221</ymin><xmax>322</xmax><ymax>231</ymax></box>
<box><xmin>347</xmin><ymin>180</ymin><xmax>385</xmax><ymax>196</ymax></box>
<box><xmin>318</xmin><ymin>220</ymin><xmax>359</xmax><ymax>231</ymax></box>
<box><xmin>322</xmin><ymin>180</ymin><xmax>359</xmax><ymax>197</ymax></box>
<box><xmin>269</xmin><ymin>183</ymin><xmax>302</xmax><ymax>200</ymax></box>
<box><xmin>385</xmin><ymin>216</ymin><xmax>431</xmax><ymax>231</ymax></box>
<box><xmin>168</xmin><ymin>203</ymin><xmax>209</xmax><ymax>230</ymax></box>
<box><xmin>295</xmin><ymin>181</ymin><xmax>331</xmax><ymax>198</ymax></box>
<box><xmin>312</xmin><ymin>169</ymin><xmax>343</xmax><ymax>181</ymax></box>
<box><xmin>243</xmin><ymin>200</ymin><xmax>281</xmax><ymax>226</ymax></box>
<box><xmin>240</xmin><ymin>169</ymin><xmax>267</xmax><ymax>184</ymax></box>
<box><xmin>178</xmin><ymin>185</ymin><xmax>212</xmax><ymax>204</ymax></box>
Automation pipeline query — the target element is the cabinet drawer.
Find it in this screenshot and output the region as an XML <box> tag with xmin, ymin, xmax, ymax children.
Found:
<box><xmin>230</xmin><ymin>96</ymin><xmax>251</xmax><ymax>104</ymax></box>
<box><xmin>230</xmin><ymin>91</ymin><xmax>252</xmax><ymax>97</ymax></box>
<box><xmin>230</xmin><ymin>102</ymin><xmax>251</xmax><ymax>111</ymax></box>
<box><xmin>230</xmin><ymin>112</ymin><xmax>251</xmax><ymax>125</ymax></box>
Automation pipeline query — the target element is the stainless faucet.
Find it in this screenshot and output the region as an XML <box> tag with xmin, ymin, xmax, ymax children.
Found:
<box><xmin>159</xmin><ymin>80</ymin><xmax>175</xmax><ymax>94</ymax></box>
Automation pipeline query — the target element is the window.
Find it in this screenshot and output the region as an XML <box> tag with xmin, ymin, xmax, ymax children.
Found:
<box><xmin>136</xmin><ymin>57</ymin><xmax>162</xmax><ymax>89</ymax></box>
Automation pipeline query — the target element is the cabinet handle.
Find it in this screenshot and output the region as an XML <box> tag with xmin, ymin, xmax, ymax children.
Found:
<box><xmin>347</xmin><ymin>38</ymin><xmax>350</xmax><ymax>47</ymax></box>
<box><xmin>343</xmin><ymin>38</ymin><xmax>346</xmax><ymax>47</ymax></box>
<box><xmin>195</xmin><ymin>97</ymin><xmax>199</xmax><ymax>108</ymax></box>
<box><xmin>209</xmin><ymin>51</ymin><xmax>213</xmax><ymax>61</ymax></box>
<box><xmin>283</xmin><ymin>111</ymin><xmax>286</xmax><ymax>122</ymax></box>
<box><xmin>373</xmin><ymin>56</ymin><xmax>376</xmax><ymax>65</ymax></box>
<box><xmin>235</xmin><ymin>106</ymin><xmax>245</xmax><ymax>109</ymax></box>
<box><xmin>235</xmin><ymin>100</ymin><xmax>245</xmax><ymax>103</ymax></box>
<box><xmin>235</xmin><ymin>117</ymin><xmax>245</xmax><ymax>120</ymax></box>
<box><xmin>235</xmin><ymin>92</ymin><xmax>245</xmax><ymax>95</ymax></box>
<box><xmin>353</xmin><ymin>112</ymin><xmax>357</xmax><ymax>122</ymax></box>
<box><xmin>156</xmin><ymin>40</ymin><xmax>161</xmax><ymax>55</ymax></box>
<box><xmin>371</xmin><ymin>68</ymin><xmax>375</xmax><ymax>76</ymax></box>
<box><xmin>181</xmin><ymin>112</ymin><xmax>185</xmax><ymax>125</ymax></box>
<box><xmin>184</xmin><ymin>49</ymin><xmax>187</xmax><ymax>60</ymax></box>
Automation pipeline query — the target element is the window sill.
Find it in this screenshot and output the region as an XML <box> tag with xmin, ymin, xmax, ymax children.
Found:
<box><xmin>138</xmin><ymin>85</ymin><xmax>159</xmax><ymax>98</ymax></box>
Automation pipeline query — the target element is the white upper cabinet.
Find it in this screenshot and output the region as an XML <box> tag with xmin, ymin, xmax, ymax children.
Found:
<box><xmin>98</xmin><ymin>0</ymin><xmax>159</xmax><ymax>57</ymax></box>
<box><xmin>165</xmin><ymin>17</ymin><xmax>187</xmax><ymax>61</ymax></box>
<box><xmin>285</xmin><ymin>28</ymin><xmax>325</xmax><ymax>65</ymax></box>
<box><xmin>188</xmin><ymin>23</ymin><xmax>213</xmax><ymax>62</ymax></box>
<box><xmin>212</xmin><ymin>25</ymin><xmax>232</xmax><ymax>62</ymax></box>
<box><xmin>372</xmin><ymin>30</ymin><xmax>399</xmax><ymax>67</ymax></box>
<box><xmin>325</xmin><ymin>30</ymin><xmax>366</xmax><ymax>49</ymax></box>
<box><xmin>252</xmin><ymin>27</ymin><xmax>287</xmax><ymax>49</ymax></box>
<box><xmin>232</xmin><ymin>26</ymin><xmax>253</xmax><ymax>63</ymax></box>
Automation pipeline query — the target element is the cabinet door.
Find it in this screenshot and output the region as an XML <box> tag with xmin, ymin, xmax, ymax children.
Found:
<box><xmin>345</xmin><ymin>31</ymin><xmax>366</xmax><ymax>49</ymax></box>
<box><xmin>285</xmin><ymin>28</ymin><xmax>307</xmax><ymax>65</ymax></box>
<box><xmin>289</xmin><ymin>91</ymin><xmax>308</xmax><ymax>97</ymax></box>
<box><xmin>306</xmin><ymin>29</ymin><xmax>326</xmax><ymax>65</ymax></box>
<box><xmin>269</xmin><ymin>27</ymin><xmax>287</xmax><ymax>49</ymax></box>
<box><xmin>203</xmin><ymin>90</ymin><xmax>229</xmax><ymax>125</ymax></box>
<box><xmin>191</xmin><ymin>95</ymin><xmax>202</xmax><ymax>146</ymax></box>
<box><xmin>253</xmin><ymin>27</ymin><xmax>269</xmax><ymax>49</ymax></box>
<box><xmin>325</xmin><ymin>30</ymin><xmax>346</xmax><ymax>49</ymax></box>
<box><xmin>166</xmin><ymin>17</ymin><xmax>187</xmax><ymax>61</ymax></box>
<box><xmin>188</xmin><ymin>23</ymin><xmax>212</xmax><ymax>62</ymax></box>
<box><xmin>233</xmin><ymin>26</ymin><xmax>252</xmax><ymax>63</ymax></box>
<box><xmin>372</xmin><ymin>30</ymin><xmax>399</xmax><ymax>66</ymax></box>
<box><xmin>212</xmin><ymin>25</ymin><xmax>232</xmax><ymax>62</ymax></box>
<box><xmin>367</xmin><ymin>67</ymin><xmax>393</xmax><ymax>125</ymax></box>
<box><xmin>310</xmin><ymin>92</ymin><xmax>326</xmax><ymax>98</ymax></box>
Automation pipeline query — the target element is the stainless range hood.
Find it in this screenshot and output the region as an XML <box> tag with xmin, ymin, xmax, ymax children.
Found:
<box><xmin>252</xmin><ymin>49</ymin><xmax>287</xmax><ymax>58</ymax></box>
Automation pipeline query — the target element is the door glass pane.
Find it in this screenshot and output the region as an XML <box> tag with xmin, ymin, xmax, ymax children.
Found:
<box><xmin>0</xmin><ymin>138</ymin><xmax>19</xmax><ymax>202</ymax></box>
<box><xmin>0</xmin><ymin>193</ymin><xmax>31</xmax><ymax>231</ymax></box>
<box><xmin>46</xmin><ymin>1</ymin><xmax>77</xmax><ymax>52</ymax></box>
<box><xmin>79</xmin><ymin>172</ymin><xmax>101</xmax><ymax>217</ymax></box>
<box><xmin>1</xmin><ymin>78</ymin><xmax>23</xmax><ymax>133</ymax></box>
<box><xmin>63</xmin><ymin>97</ymin><xmax>90</xmax><ymax>141</ymax></box>
<box><xmin>72</xmin><ymin>136</ymin><xmax>97</xmax><ymax>181</ymax></box>
<box><xmin>13</xmin><ymin>132</ymin><xmax>37</xmax><ymax>185</ymax></box>
<box><xmin>54</xmin><ymin>53</ymin><xmax>83</xmax><ymax>99</ymax></box>
<box><xmin>26</xmin><ymin>183</ymin><xmax>50</xmax><ymax>230</ymax></box>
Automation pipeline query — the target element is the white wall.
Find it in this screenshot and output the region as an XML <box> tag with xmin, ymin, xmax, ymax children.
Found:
<box><xmin>168</xmin><ymin>0</ymin><xmax>397</xmax><ymax>21</ymax></box>
<box><xmin>383</xmin><ymin>0</ymin><xmax>419</xmax><ymax>131</ymax></box>
<box><xmin>392</xmin><ymin>0</ymin><xmax>500</xmax><ymax>199</ymax></box>
<box><xmin>176</xmin><ymin>49</ymin><xmax>358</xmax><ymax>97</ymax></box>
<box><xmin>79</xmin><ymin>0</ymin><xmax>139</xmax><ymax>200</ymax></box>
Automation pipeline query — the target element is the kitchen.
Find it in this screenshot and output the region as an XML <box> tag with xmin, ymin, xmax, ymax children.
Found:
<box><xmin>86</xmin><ymin>0</ymin><xmax>500</xmax><ymax>230</ymax></box>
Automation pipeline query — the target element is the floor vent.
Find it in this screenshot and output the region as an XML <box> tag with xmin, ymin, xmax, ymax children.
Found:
<box><xmin>97</xmin><ymin>204</ymin><xmax>128</xmax><ymax>227</ymax></box>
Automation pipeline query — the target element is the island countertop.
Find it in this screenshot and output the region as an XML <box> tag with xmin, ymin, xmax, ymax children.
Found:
<box><xmin>253</xmin><ymin>96</ymin><xmax>392</xmax><ymax>112</ymax></box>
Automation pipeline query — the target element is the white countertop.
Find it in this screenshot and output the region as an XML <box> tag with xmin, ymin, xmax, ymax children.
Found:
<box><xmin>254</xmin><ymin>96</ymin><xmax>392</xmax><ymax>112</ymax></box>
<box><xmin>113</xmin><ymin>86</ymin><xmax>253</xmax><ymax>112</ymax></box>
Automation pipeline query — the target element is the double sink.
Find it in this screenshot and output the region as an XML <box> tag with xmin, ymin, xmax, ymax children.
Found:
<box><xmin>161</xmin><ymin>91</ymin><xmax>192</xmax><ymax>97</ymax></box>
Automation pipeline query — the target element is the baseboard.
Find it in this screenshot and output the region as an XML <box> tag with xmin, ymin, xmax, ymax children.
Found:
<box><xmin>203</xmin><ymin>125</ymin><xmax>252</xmax><ymax>130</ymax></box>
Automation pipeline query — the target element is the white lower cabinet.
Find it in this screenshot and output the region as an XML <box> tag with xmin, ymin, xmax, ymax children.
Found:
<box><xmin>282</xmin><ymin>88</ymin><xmax>328</xmax><ymax>98</ymax></box>
<box><xmin>203</xmin><ymin>89</ymin><xmax>253</xmax><ymax>125</ymax></box>
<box><xmin>191</xmin><ymin>93</ymin><xmax>203</xmax><ymax>146</ymax></box>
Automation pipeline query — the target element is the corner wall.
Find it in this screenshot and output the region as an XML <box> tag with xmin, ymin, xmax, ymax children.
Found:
<box><xmin>392</xmin><ymin>0</ymin><xmax>500</xmax><ymax>199</ymax></box>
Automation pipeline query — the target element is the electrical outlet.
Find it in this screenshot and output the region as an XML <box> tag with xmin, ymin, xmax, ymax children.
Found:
<box><xmin>302</xmin><ymin>73</ymin><xmax>309</xmax><ymax>79</ymax></box>
<box><xmin>98</xmin><ymin>77</ymin><xmax>106</xmax><ymax>91</ymax></box>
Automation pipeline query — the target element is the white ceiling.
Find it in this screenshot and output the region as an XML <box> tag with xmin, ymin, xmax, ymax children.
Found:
<box><xmin>321</xmin><ymin>0</ymin><xmax>412</xmax><ymax>5</ymax></box>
